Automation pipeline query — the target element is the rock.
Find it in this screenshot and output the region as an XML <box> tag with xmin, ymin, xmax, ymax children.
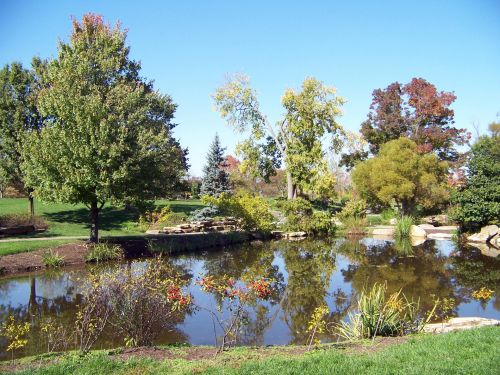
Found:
<box><xmin>410</xmin><ymin>236</ymin><xmax>426</xmax><ymax>246</ymax></box>
<box><xmin>491</xmin><ymin>235</ymin><xmax>500</xmax><ymax>248</ymax></box>
<box><xmin>467</xmin><ymin>225</ymin><xmax>499</xmax><ymax>243</ymax></box>
<box><xmin>372</xmin><ymin>226</ymin><xmax>394</xmax><ymax>236</ymax></box>
<box><xmin>271</xmin><ymin>230</ymin><xmax>285</xmax><ymax>239</ymax></box>
<box><xmin>389</xmin><ymin>218</ymin><xmax>397</xmax><ymax>225</ymax></box>
<box><xmin>145</xmin><ymin>229</ymin><xmax>161</xmax><ymax>235</ymax></box>
<box><xmin>179</xmin><ymin>224</ymin><xmax>192</xmax><ymax>229</ymax></box>
<box><xmin>372</xmin><ymin>234</ymin><xmax>394</xmax><ymax>241</ymax></box>
<box><xmin>418</xmin><ymin>224</ymin><xmax>436</xmax><ymax>230</ymax></box>
<box><xmin>424</xmin><ymin>317</ymin><xmax>500</xmax><ymax>334</ymax></box>
<box><xmin>287</xmin><ymin>231</ymin><xmax>308</xmax><ymax>238</ymax></box>
<box><xmin>427</xmin><ymin>233</ymin><xmax>453</xmax><ymax>240</ymax></box>
<box><xmin>467</xmin><ymin>242</ymin><xmax>500</xmax><ymax>258</ymax></box>
<box><xmin>423</xmin><ymin>214</ymin><xmax>449</xmax><ymax>226</ymax></box>
<box><xmin>410</xmin><ymin>225</ymin><xmax>427</xmax><ymax>238</ymax></box>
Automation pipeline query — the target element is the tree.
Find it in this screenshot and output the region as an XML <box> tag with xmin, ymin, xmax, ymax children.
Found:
<box><xmin>352</xmin><ymin>138</ymin><xmax>449</xmax><ymax>215</ymax></box>
<box><xmin>200</xmin><ymin>134</ymin><xmax>231</xmax><ymax>197</ymax></box>
<box><xmin>22</xmin><ymin>14</ymin><xmax>187</xmax><ymax>242</ymax></box>
<box><xmin>213</xmin><ymin>75</ymin><xmax>344</xmax><ymax>199</ymax></box>
<box><xmin>0</xmin><ymin>61</ymin><xmax>44</xmax><ymax>214</ymax></box>
<box><xmin>452</xmin><ymin>134</ymin><xmax>500</xmax><ymax>230</ymax></box>
<box><xmin>342</xmin><ymin>78</ymin><xmax>469</xmax><ymax>169</ymax></box>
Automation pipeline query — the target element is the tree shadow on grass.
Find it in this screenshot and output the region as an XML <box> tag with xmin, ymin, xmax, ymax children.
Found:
<box><xmin>44</xmin><ymin>206</ymin><xmax>138</xmax><ymax>232</ymax></box>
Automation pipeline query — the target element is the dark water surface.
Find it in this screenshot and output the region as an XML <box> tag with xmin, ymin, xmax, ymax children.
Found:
<box><xmin>0</xmin><ymin>238</ymin><xmax>499</xmax><ymax>359</ymax></box>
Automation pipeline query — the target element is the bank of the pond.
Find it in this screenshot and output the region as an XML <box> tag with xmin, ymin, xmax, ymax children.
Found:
<box><xmin>0</xmin><ymin>231</ymin><xmax>254</xmax><ymax>276</ymax></box>
<box><xmin>2</xmin><ymin>327</ymin><xmax>498</xmax><ymax>374</ymax></box>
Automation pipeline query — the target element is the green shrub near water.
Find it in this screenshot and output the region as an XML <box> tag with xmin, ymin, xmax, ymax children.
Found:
<box><xmin>42</xmin><ymin>249</ymin><xmax>65</xmax><ymax>268</ymax></box>
<box><xmin>280</xmin><ymin>198</ymin><xmax>335</xmax><ymax>235</ymax></box>
<box><xmin>394</xmin><ymin>215</ymin><xmax>414</xmax><ymax>238</ymax></box>
<box><xmin>337</xmin><ymin>283</ymin><xmax>436</xmax><ymax>340</ymax></box>
<box><xmin>85</xmin><ymin>243</ymin><xmax>124</xmax><ymax>263</ymax></box>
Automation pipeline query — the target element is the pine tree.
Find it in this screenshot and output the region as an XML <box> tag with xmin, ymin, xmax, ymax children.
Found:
<box><xmin>200</xmin><ymin>134</ymin><xmax>232</xmax><ymax>197</ymax></box>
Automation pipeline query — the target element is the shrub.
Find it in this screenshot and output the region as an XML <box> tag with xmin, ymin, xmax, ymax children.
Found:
<box><xmin>395</xmin><ymin>216</ymin><xmax>414</xmax><ymax>239</ymax></box>
<box><xmin>202</xmin><ymin>192</ymin><xmax>275</xmax><ymax>233</ymax></box>
<box><xmin>342</xmin><ymin>216</ymin><xmax>367</xmax><ymax>236</ymax></box>
<box><xmin>85</xmin><ymin>243</ymin><xmax>123</xmax><ymax>263</ymax></box>
<box><xmin>138</xmin><ymin>205</ymin><xmax>186</xmax><ymax>231</ymax></box>
<box><xmin>189</xmin><ymin>205</ymin><xmax>221</xmax><ymax>221</ymax></box>
<box><xmin>0</xmin><ymin>214</ymin><xmax>48</xmax><ymax>230</ymax></box>
<box><xmin>337</xmin><ymin>283</ymin><xmax>436</xmax><ymax>340</ymax></box>
<box><xmin>337</xmin><ymin>198</ymin><xmax>367</xmax><ymax>221</ymax></box>
<box><xmin>105</xmin><ymin>258</ymin><xmax>191</xmax><ymax>346</ymax></box>
<box><xmin>0</xmin><ymin>315</ymin><xmax>30</xmax><ymax>361</ymax></box>
<box><xmin>42</xmin><ymin>249</ymin><xmax>64</xmax><ymax>268</ymax></box>
<box><xmin>280</xmin><ymin>198</ymin><xmax>335</xmax><ymax>235</ymax></box>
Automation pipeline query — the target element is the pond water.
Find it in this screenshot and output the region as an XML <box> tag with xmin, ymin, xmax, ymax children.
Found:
<box><xmin>0</xmin><ymin>237</ymin><xmax>499</xmax><ymax>360</ymax></box>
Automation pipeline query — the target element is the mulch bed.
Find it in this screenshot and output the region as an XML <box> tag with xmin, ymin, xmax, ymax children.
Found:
<box><xmin>0</xmin><ymin>243</ymin><xmax>89</xmax><ymax>276</ymax></box>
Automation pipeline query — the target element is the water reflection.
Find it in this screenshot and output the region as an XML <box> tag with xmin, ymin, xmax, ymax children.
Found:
<box><xmin>0</xmin><ymin>238</ymin><xmax>498</xmax><ymax>359</ymax></box>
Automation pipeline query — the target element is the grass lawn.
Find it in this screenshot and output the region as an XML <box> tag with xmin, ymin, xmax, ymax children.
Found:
<box><xmin>5</xmin><ymin>327</ymin><xmax>499</xmax><ymax>374</ymax></box>
<box><xmin>0</xmin><ymin>198</ymin><xmax>204</xmax><ymax>248</ymax></box>
<box><xmin>0</xmin><ymin>239</ymin><xmax>81</xmax><ymax>256</ymax></box>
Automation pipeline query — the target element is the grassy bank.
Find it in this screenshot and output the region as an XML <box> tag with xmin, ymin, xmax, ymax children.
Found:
<box><xmin>0</xmin><ymin>239</ymin><xmax>81</xmax><ymax>256</ymax></box>
<box><xmin>4</xmin><ymin>327</ymin><xmax>499</xmax><ymax>374</ymax></box>
<box><xmin>0</xmin><ymin>198</ymin><xmax>204</xmax><ymax>239</ymax></box>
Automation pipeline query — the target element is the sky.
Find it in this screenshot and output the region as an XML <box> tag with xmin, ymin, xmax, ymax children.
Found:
<box><xmin>1</xmin><ymin>0</ymin><xmax>499</xmax><ymax>176</ymax></box>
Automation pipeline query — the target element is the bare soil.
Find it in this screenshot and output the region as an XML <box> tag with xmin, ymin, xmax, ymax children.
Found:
<box><xmin>0</xmin><ymin>243</ymin><xmax>88</xmax><ymax>276</ymax></box>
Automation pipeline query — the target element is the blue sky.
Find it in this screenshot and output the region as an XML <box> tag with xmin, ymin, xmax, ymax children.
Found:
<box><xmin>1</xmin><ymin>0</ymin><xmax>499</xmax><ymax>176</ymax></box>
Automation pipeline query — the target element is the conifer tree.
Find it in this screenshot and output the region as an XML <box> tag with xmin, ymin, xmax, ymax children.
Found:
<box><xmin>200</xmin><ymin>134</ymin><xmax>231</xmax><ymax>197</ymax></box>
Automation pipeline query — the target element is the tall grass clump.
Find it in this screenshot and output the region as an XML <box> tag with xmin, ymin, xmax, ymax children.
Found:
<box><xmin>85</xmin><ymin>243</ymin><xmax>123</xmax><ymax>263</ymax></box>
<box><xmin>42</xmin><ymin>249</ymin><xmax>65</xmax><ymax>268</ymax></box>
<box><xmin>394</xmin><ymin>215</ymin><xmax>414</xmax><ymax>239</ymax></box>
<box><xmin>337</xmin><ymin>283</ymin><xmax>436</xmax><ymax>340</ymax></box>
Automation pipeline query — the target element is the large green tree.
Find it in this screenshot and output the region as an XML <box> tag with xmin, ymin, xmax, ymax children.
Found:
<box><xmin>213</xmin><ymin>75</ymin><xmax>344</xmax><ymax>199</ymax></box>
<box><xmin>22</xmin><ymin>14</ymin><xmax>187</xmax><ymax>242</ymax></box>
<box><xmin>352</xmin><ymin>137</ymin><xmax>449</xmax><ymax>215</ymax></box>
<box><xmin>451</xmin><ymin>134</ymin><xmax>500</xmax><ymax>231</ymax></box>
<box><xmin>0</xmin><ymin>61</ymin><xmax>44</xmax><ymax>214</ymax></box>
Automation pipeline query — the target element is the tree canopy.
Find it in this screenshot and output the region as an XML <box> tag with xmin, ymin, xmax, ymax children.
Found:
<box><xmin>352</xmin><ymin>137</ymin><xmax>449</xmax><ymax>215</ymax></box>
<box><xmin>452</xmin><ymin>134</ymin><xmax>500</xmax><ymax>230</ymax></box>
<box><xmin>213</xmin><ymin>75</ymin><xmax>344</xmax><ymax>199</ymax></box>
<box><xmin>21</xmin><ymin>14</ymin><xmax>187</xmax><ymax>242</ymax></box>
<box><xmin>341</xmin><ymin>78</ymin><xmax>469</xmax><ymax>170</ymax></box>
<box><xmin>0</xmin><ymin>61</ymin><xmax>44</xmax><ymax>214</ymax></box>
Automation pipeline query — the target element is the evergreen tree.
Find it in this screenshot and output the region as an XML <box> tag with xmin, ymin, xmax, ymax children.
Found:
<box><xmin>200</xmin><ymin>134</ymin><xmax>231</xmax><ymax>197</ymax></box>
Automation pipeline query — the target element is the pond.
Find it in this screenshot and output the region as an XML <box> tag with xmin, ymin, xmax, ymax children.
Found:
<box><xmin>0</xmin><ymin>237</ymin><xmax>499</xmax><ymax>360</ymax></box>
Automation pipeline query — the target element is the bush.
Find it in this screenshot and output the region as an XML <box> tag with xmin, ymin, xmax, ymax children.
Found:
<box><xmin>42</xmin><ymin>249</ymin><xmax>64</xmax><ymax>268</ymax></box>
<box><xmin>189</xmin><ymin>206</ymin><xmax>221</xmax><ymax>221</ymax></box>
<box><xmin>337</xmin><ymin>198</ymin><xmax>367</xmax><ymax>221</ymax></box>
<box><xmin>202</xmin><ymin>192</ymin><xmax>275</xmax><ymax>233</ymax></box>
<box><xmin>0</xmin><ymin>213</ymin><xmax>48</xmax><ymax>230</ymax></box>
<box><xmin>395</xmin><ymin>216</ymin><xmax>414</xmax><ymax>239</ymax></box>
<box><xmin>85</xmin><ymin>243</ymin><xmax>123</xmax><ymax>263</ymax></box>
<box><xmin>342</xmin><ymin>216</ymin><xmax>367</xmax><ymax>236</ymax></box>
<box><xmin>337</xmin><ymin>283</ymin><xmax>436</xmax><ymax>340</ymax></box>
<box><xmin>138</xmin><ymin>205</ymin><xmax>186</xmax><ymax>231</ymax></box>
<box><xmin>280</xmin><ymin>198</ymin><xmax>335</xmax><ymax>235</ymax></box>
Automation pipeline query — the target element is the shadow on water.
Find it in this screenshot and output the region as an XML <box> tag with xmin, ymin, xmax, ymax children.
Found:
<box><xmin>0</xmin><ymin>237</ymin><xmax>498</xmax><ymax>360</ymax></box>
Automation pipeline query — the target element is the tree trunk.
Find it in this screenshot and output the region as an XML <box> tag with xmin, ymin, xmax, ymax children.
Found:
<box><xmin>401</xmin><ymin>199</ymin><xmax>415</xmax><ymax>216</ymax></box>
<box><xmin>28</xmin><ymin>188</ymin><xmax>34</xmax><ymax>218</ymax></box>
<box><xmin>286</xmin><ymin>172</ymin><xmax>297</xmax><ymax>200</ymax></box>
<box><xmin>89</xmin><ymin>199</ymin><xmax>99</xmax><ymax>243</ymax></box>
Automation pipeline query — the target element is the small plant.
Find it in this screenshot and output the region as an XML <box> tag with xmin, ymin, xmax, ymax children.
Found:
<box><xmin>395</xmin><ymin>216</ymin><xmax>414</xmax><ymax>239</ymax></box>
<box><xmin>431</xmin><ymin>295</ymin><xmax>456</xmax><ymax>322</ymax></box>
<box><xmin>337</xmin><ymin>283</ymin><xmax>436</xmax><ymax>340</ymax></box>
<box><xmin>42</xmin><ymin>249</ymin><xmax>64</xmax><ymax>268</ymax></box>
<box><xmin>0</xmin><ymin>315</ymin><xmax>30</xmax><ymax>361</ymax></box>
<box><xmin>471</xmin><ymin>287</ymin><xmax>494</xmax><ymax>301</ymax></box>
<box><xmin>306</xmin><ymin>304</ymin><xmax>329</xmax><ymax>350</ymax></box>
<box><xmin>40</xmin><ymin>317</ymin><xmax>70</xmax><ymax>353</ymax></box>
<box><xmin>342</xmin><ymin>216</ymin><xmax>367</xmax><ymax>236</ymax></box>
<box><xmin>197</xmin><ymin>274</ymin><xmax>273</xmax><ymax>354</ymax></box>
<box><xmin>85</xmin><ymin>243</ymin><xmax>123</xmax><ymax>263</ymax></box>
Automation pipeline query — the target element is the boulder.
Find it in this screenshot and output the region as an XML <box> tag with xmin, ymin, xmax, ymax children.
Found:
<box><xmin>145</xmin><ymin>229</ymin><xmax>161</xmax><ymax>235</ymax></box>
<box><xmin>467</xmin><ymin>225</ymin><xmax>499</xmax><ymax>243</ymax></box>
<box><xmin>179</xmin><ymin>224</ymin><xmax>192</xmax><ymax>230</ymax></box>
<box><xmin>287</xmin><ymin>231</ymin><xmax>308</xmax><ymax>238</ymax></box>
<box><xmin>423</xmin><ymin>214</ymin><xmax>449</xmax><ymax>226</ymax></box>
<box><xmin>427</xmin><ymin>233</ymin><xmax>453</xmax><ymax>240</ymax></box>
<box><xmin>467</xmin><ymin>242</ymin><xmax>500</xmax><ymax>258</ymax></box>
<box><xmin>410</xmin><ymin>225</ymin><xmax>427</xmax><ymax>238</ymax></box>
<box><xmin>372</xmin><ymin>226</ymin><xmax>394</xmax><ymax>236</ymax></box>
<box><xmin>418</xmin><ymin>224</ymin><xmax>436</xmax><ymax>230</ymax></box>
<box><xmin>424</xmin><ymin>317</ymin><xmax>500</xmax><ymax>334</ymax></box>
<box><xmin>410</xmin><ymin>236</ymin><xmax>426</xmax><ymax>246</ymax></box>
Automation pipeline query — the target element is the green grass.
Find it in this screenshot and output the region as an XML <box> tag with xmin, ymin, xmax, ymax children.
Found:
<box><xmin>0</xmin><ymin>239</ymin><xmax>80</xmax><ymax>256</ymax></box>
<box><xmin>0</xmin><ymin>198</ymin><xmax>204</xmax><ymax>238</ymax></box>
<box><xmin>5</xmin><ymin>327</ymin><xmax>499</xmax><ymax>374</ymax></box>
